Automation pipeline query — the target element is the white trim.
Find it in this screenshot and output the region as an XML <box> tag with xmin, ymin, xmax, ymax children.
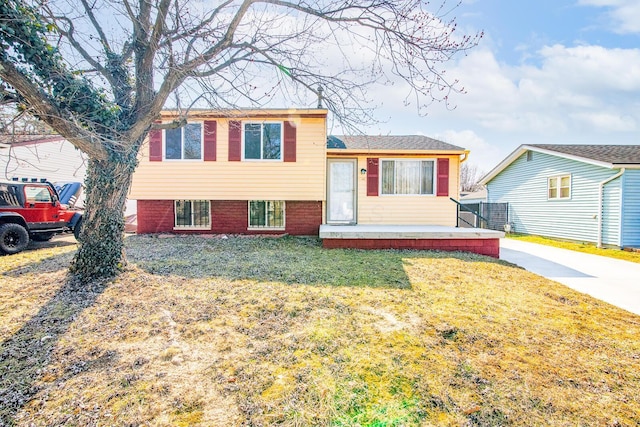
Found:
<box><xmin>163</xmin><ymin>122</ymin><xmax>204</xmax><ymax>161</ymax></box>
<box><xmin>379</xmin><ymin>158</ymin><xmax>436</xmax><ymax>196</ymax></box>
<box><xmin>241</xmin><ymin>121</ymin><xmax>284</xmax><ymax>161</ymax></box>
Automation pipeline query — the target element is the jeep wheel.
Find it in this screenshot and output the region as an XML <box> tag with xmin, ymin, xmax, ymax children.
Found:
<box><xmin>0</xmin><ymin>223</ymin><xmax>30</xmax><ymax>255</ymax></box>
<box><xmin>73</xmin><ymin>216</ymin><xmax>83</xmax><ymax>241</ymax></box>
<box><xmin>31</xmin><ymin>232</ymin><xmax>55</xmax><ymax>242</ymax></box>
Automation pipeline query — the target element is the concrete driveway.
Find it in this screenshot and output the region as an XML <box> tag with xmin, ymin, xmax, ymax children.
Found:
<box><xmin>500</xmin><ymin>239</ymin><xmax>640</xmax><ymax>316</ymax></box>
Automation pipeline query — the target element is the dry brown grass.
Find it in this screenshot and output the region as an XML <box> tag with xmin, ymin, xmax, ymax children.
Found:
<box><xmin>1</xmin><ymin>235</ymin><xmax>639</xmax><ymax>426</ymax></box>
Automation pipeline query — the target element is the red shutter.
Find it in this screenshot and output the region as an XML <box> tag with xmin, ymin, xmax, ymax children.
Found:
<box><xmin>283</xmin><ymin>121</ymin><xmax>296</xmax><ymax>162</ymax></box>
<box><xmin>228</xmin><ymin>120</ymin><xmax>242</xmax><ymax>161</ymax></box>
<box><xmin>203</xmin><ymin>120</ymin><xmax>217</xmax><ymax>161</ymax></box>
<box><xmin>437</xmin><ymin>158</ymin><xmax>449</xmax><ymax>196</ymax></box>
<box><xmin>367</xmin><ymin>158</ymin><xmax>379</xmax><ymax>196</ymax></box>
<box><xmin>148</xmin><ymin>125</ymin><xmax>162</xmax><ymax>162</ymax></box>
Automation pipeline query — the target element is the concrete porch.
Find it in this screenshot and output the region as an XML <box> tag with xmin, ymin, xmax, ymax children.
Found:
<box><xmin>319</xmin><ymin>224</ymin><xmax>505</xmax><ymax>257</ymax></box>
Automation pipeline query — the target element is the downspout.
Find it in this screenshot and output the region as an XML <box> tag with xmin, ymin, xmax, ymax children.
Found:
<box><xmin>597</xmin><ymin>168</ymin><xmax>625</xmax><ymax>248</ymax></box>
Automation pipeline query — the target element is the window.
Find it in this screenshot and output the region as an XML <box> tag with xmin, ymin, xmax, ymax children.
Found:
<box><xmin>24</xmin><ymin>185</ymin><xmax>52</xmax><ymax>203</ymax></box>
<box><xmin>165</xmin><ymin>123</ymin><xmax>202</xmax><ymax>160</ymax></box>
<box><xmin>249</xmin><ymin>201</ymin><xmax>285</xmax><ymax>228</ymax></box>
<box><xmin>548</xmin><ymin>175</ymin><xmax>571</xmax><ymax>199</ymax></box>
<box><xmin>0</xmin><ymin>184</ymin><xmax>21</xmax><ymax>207</ymax></box>
<box><xmin>381</xmin><ymin>160</ymin><xmax>434</xmax><ymax>195</ymax></box>
<box><xmin>175</xmin><ymin>200</ymin><xmax>210</xmax><ymax>229</ymax></box>
<box><xmin>244</xmin><ymin>122</ymin><xmax>282</xmax><ymax>160</ymax></box>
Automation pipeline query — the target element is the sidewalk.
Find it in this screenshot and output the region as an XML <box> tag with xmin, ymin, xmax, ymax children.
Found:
<box><xmin>500</xmin><ymin>239</ymin><xmax>640</xmax><ymax>316</ymax></box>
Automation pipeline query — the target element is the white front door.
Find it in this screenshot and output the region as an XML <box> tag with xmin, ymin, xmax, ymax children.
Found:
<box><xmin>327</xmin><ymin>159</ymin><xmax>356</xmax><ymax>223</ymax></box>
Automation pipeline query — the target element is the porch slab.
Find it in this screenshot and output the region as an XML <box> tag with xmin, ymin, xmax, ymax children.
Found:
<box><xmin>319</xmin><ymin>225</ymin><xmax>504</xmax><ymax>257</ymax></box>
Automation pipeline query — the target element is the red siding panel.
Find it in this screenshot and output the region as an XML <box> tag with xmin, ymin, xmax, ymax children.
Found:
<box><xmin>437</xmin><ymin>158</ymin><xmax>449</xmax><ymax>197</ymax></box>
<box><xmin>203</xmin><ymin>120</ymin><xmax>217</xmax><ymax>161</ymax></box>
<box><xmin>228</xmin><ymin>120</ymin><xmax>242</xmax><ymax>161</ymax></box>
<box><xmin>148</xmin><ymin>128</ymin><xmax>162</xmax><ymax>161</ymax></box>
<box><xmin>367</xmin><ymin>158</ymin><xmax>379</xmax><ymax>196</ymax></box>
<box><xmin>283</xmin><ymin>121</ymin><xmax>296</xmax><ymax>162</ymax></box>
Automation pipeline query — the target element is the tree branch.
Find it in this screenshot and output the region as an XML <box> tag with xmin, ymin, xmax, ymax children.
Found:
<box><xmin>0</xmin><ymin>60</ymin><xmax>109</xmax><ymax>161</ymax></box>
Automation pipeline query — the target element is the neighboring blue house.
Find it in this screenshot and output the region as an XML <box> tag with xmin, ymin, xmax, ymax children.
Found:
<box><xmin>480</xmin><ymin>144</ymin><xmax>640</xmax><ymax>248</ymax></box>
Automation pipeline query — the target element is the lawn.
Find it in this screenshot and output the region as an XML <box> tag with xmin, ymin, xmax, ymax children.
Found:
<box><xmin>1</xmin><ymin>235</ymin><xmax>639</xmax><ymax>426</ymax></box>
<box><xmin>507</xmin><ymin>233</ymin><xmax>640</xmax><ymax>264</ymax></box>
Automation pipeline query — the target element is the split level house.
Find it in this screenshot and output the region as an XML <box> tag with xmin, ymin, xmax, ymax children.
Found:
<box><xmin>480</xmin><ymin>144</ymin><xmax>640</xmax><ymax>249</ymax></box>
<box><xmin>129</xmin><ymin>108</ymin><xmax>503</xmax><ymax>257</ymax></box>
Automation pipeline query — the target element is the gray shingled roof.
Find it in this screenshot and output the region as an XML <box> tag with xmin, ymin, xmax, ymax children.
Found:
<box><xmin>328</xmin><ymin>135</ymin><xmax>465</xmax><ymax>151</ymax></box>
<box><xmin>528</xmin><ymin>144</ymin><xmax>640</xmax><ymax>165</ymax></box>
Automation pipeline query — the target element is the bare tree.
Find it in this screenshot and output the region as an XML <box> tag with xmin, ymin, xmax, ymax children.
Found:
<box><xmin>460</xmin><ymin>162</ymin><xmax>484</xmax><ymax>193</ymax></box>
<box><xmin>0</xmin><ymin>0</ymin><xmax>481</xmax><ymax>280</ymax></box>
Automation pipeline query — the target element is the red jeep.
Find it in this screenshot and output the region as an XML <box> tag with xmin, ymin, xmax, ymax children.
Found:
<box><xmin>0</xmin><ymin>178</ymin><xmax>83</xmax><ymax>255</ymax></box>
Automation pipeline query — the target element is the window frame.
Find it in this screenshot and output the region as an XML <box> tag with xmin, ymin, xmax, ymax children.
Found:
<box><xmin>248</xmin><ymin>200</ymin><xmax>286</xmax><ymax>230</ymax></box>
<box><xmin>163</xmin><ymin>122</ymin><xmax>204</xmax><ymax>161</ymax></box>
<box><xmin>173</xmin><ymin>200</ymin><xmax>211</xmax><ymax>230</ymax></box>
<box><xmin>242</xmin><ymin>121</ymin><xmax>283</xmax><ymax>161</ymax></box>
<box><xmin>547</xmin><ymin>174</ymin><xmax>571</xmax><ymax>200</ymax></box>
<box><xmin>379</xmin><ymin>158</ymin><xmax>436</xmax><ymax>196</ymax></box>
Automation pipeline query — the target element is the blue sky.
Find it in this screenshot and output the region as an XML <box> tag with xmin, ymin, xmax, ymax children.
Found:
<box><xmin>365</xmin><ymin>0</ymin><xmax>640</xmax><ymax>172</ymax></box>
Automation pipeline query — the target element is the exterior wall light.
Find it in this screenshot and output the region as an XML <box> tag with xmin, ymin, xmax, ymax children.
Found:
<box><xmin>360</xmin><ymin>168</ymin><xmax>367</xmax><ymax>175</ymax></box>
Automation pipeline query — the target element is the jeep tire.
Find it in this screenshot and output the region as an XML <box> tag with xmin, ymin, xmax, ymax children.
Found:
<box><xmin>73</xmin><ymin>216</ymin><xmax>83</xmax><ymax>241</ymax></box>
<box><xmin>0</xmin><ymin>223</ymin><xmax>30</xmax><ymax>255</ymax></box>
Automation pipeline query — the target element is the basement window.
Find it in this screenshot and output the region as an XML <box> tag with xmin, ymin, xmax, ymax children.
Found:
<box><xmin>174</xmin><ymin>200</ymin><xmax>210</xmax><ymax>229</ymax></box>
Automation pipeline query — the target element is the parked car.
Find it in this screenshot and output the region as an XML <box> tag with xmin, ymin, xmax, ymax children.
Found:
<box><xmin>0</xmin><ymin>178</ymin><xmax>83</xmax><ymax>254</ymax></box>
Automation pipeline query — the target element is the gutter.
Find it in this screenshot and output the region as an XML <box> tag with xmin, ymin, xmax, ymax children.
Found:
<box><xmin>597</xmin><ymin>168</ymin><xmax>625</xmax><ymax>248</ymax></box>
<box><xmin>460</xmin><ymin>150</ymin><xmax>470</xmax><ymax>163</ymax></box>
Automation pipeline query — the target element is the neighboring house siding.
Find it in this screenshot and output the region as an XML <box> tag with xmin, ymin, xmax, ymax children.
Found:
<box><xmin>355</xmin><ymin>155</ymin><xmax>459</xmax><ymax>226</ymax></box>
<box><xmin>621</xmin><ymin>169</ymin><xmax>640</xmax><ymax>248</ymax></box>
<box><xmin>487</xmin><ymin>151</ymin><xmax>621</xmax><ymax>243</ymax></box>
<box><xmin>1</xmin><ymin>140</ymin><xmax>86</xmax><ymax>182</ymax></box>
<box><xmin>130</xmin><ymin>116</ymin><xmax>326</xmax><ymax>201</ymax></box>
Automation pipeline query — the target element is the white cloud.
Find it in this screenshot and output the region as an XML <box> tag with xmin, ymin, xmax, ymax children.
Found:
<box><xmin>420</xmin><ymin>43</ymin><xmax>640</xmax><ymax>137</ymax></box>
<box><xmin>434</xmin><ymin>130</ymin><xmax>503</xmax><ymax>170</ymax></box>
<box><xmin>578</xmin><ymin>0</ymin><xmax>640</xmax><ymax>34</ymax></box>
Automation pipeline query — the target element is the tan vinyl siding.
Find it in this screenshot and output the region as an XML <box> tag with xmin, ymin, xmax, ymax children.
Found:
<box><xmin>353</xmin><ymin>155</ymin><xmax>459</xmax><ymax>226</ymax></box>
<box><xmin>130</xmin><ymin>115</ymin><xmax>327</xmax><ymax>201</ymax></box>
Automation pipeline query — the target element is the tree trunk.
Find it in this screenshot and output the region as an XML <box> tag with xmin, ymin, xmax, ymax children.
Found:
<box><xmin>70</xmin><ymin>156</ymin><xmax>136</xmax><ymax>280</ymax></box>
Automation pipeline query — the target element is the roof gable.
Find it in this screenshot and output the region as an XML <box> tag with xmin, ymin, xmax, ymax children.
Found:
<box><xmin>481</xmin><ymin>144</ymin><xmax>640</xmax><ymax>185</ymax></box>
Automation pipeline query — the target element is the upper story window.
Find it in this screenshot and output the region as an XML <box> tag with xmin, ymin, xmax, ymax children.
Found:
<box><xmin>165</xmin><ymin>123</ymin><xmax>202</xmax><ymax>160</ymax></box>
<box><xmin>548</xmin><ymin>175</ymin><xmax>571</xmax><ymax>199</ymax></box>
<box><xmin>244</xmin><ymin>122</ymin><xmax>282</xmax><ymax>160</ymax></box>
<box><xmin>381</xmin><ymin>159</ymin><xmax>435</xmax><ymax>195</ymax></box>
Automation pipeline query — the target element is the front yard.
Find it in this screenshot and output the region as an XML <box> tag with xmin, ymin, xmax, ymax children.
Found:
<box><xmin>1</xmin><ymin>235</ymin><xmax>639</xmax><ymax>426</ymax></box>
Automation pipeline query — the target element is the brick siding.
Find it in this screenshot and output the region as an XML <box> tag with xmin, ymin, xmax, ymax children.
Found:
<box><xmin>137</xmin><ymin>200</ymin><xmax>322</xmax><ymax>236</ymax></box>
<box><xmin>322</xmin><ymin>238</ymin><xmax>500</xmax><ymax>258</ymax></box>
